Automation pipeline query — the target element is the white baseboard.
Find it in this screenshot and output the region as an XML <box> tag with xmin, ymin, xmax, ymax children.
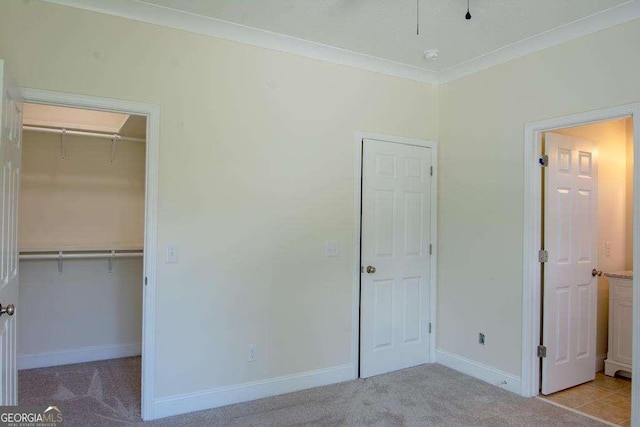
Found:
<box><xmin>436</xmin><ymin>349</ymin><xmax>521</xmax><ymax>394</ymax></box>
<box><xmin>596</xmin><ymin>353</ymin><xmax>607</xmax><ymax>373</ymax></box>
<box><xmin>18</xmin><ymin>343</ymin><xmax>141</xmax><ymax>370</ymax></box>
<box><xmin>153</xmin><ymin>363</ymin><xmax>354</xmax><ymax>420</ymax></box>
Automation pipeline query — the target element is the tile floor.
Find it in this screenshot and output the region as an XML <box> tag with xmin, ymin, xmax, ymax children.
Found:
<box><xmin>541</xmin><ymin>372</ymin><xmax>631</xmax><ymax>426</ymax></box>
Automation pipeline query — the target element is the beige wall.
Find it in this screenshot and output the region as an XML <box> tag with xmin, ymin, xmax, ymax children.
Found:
<box><xmin>18</xmin><ymin>258</ymin><xmax>143</xmax><ymax>364</ymax></box>
<box><xmin>438</xmin><ymin>18</ymin><xmax>640</xmax><ymax>376</ymax></box>
<box><xmin>626</xmin><ymin>117</ymin><xmax>634</xmax><ymax>270</ymax></box>
<box><xmin>553</xmin><ymin>120</ymin><xmax>628</xmax><ymax>360</ymax></box>
<box><xmin>0</xmin><ymin>1</ymin><xmax>438</xmax><ymax>398</ymax></box>
<box><xmin>20</xmin><ymin>130</ymin><xmax>145</xmax><ymax>250</ymax></box>
<box><xmin>18</xmin><ymin>127</ymin><xmax>145</xmax><ymax>366</ymax></box>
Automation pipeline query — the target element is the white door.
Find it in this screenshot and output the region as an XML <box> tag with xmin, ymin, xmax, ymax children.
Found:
<box><xmin>0</xmin><ymin>60</ymin><xmax>22</xmax><ymax>405</ymax></box>
<box><xmin>360</xmin><ymin>139</ymin><xmax>432</xmax><ymax>378</ymax></box>
<box><xmin>541</xmin><ymin>132</ymin><xmax>598</xmax><ymax>395</ymax></box>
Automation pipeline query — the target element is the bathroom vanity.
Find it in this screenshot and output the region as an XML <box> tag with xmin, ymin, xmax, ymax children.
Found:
<box><xmin>604</xmin><ymin>271</ymin><xmax>633</xmax><ymax>377</ymax></box>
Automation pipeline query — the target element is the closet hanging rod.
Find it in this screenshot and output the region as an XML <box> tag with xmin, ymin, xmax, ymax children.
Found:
<box><xmin>19</xmin><ymin>250</ymin><xmax>143</xmax><ymax>261</ymax></box>
<box><xmin>23</xmin><ymin>126</ymin><xmax>145</xmax><ymax>143</ymax></box>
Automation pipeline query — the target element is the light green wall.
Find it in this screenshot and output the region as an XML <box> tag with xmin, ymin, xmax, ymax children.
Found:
<box><xmin>438</xmin><ymin>18</ymin><xmax>640</xmax><ymax>376</ymax></box>
<box><xmin>3</xmin><ymin>0</ymin><xmax>639</xmax><ymax>400</ymax></box>
<box><xmin>0</xmin><ymin>0</ymin><xmax>438</xmax><ymax>398</ymax></box>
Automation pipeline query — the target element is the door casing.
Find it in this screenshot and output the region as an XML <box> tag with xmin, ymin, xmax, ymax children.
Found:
<box><xmin>20</xmin><ymin>88</ymin><xmax>160</xmax><ymax>421</ymax></box>
<box><xmin>522</xmin><ymin>103</ymin><xmax>640</xmax><ymax>424</ymax></box>
<box><xmin>352</xmin><ymin>131</ymin><xmax>438</xmax><ymax>378</ymax></box>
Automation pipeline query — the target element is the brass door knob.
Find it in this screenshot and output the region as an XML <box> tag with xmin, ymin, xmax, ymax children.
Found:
<box><xmin>366</xmin><ymin>266</ymin><xmax>376</xmax><ymax>274</ymax></box>
<box><xmin>592</xmin><ymin>269</ymin><xmax>603</xmax><ymax>277</ymax></box>
<box><xmin>0</xmin><ymin>304</ymin><xmax>15</xmax><ymax>317</ymax></box>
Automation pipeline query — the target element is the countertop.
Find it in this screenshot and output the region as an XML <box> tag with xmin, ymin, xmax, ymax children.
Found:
<box><xmin>604</xmin><ymin>271</ymin><xmax>633</xmax><ymax>279</ymax></box>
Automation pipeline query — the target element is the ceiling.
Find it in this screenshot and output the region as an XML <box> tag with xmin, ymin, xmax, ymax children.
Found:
<box><xmin>42</xmin><ymin>0</ymin><xmax>639</xmax><ymax>82</ymax></box>
<box><xmin>139</xmin><ymin>0</ymin><xmax>630</xmax><ymax>72</ymax></box>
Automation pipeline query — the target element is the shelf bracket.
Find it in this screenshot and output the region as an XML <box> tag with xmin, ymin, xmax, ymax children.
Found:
<box><xmin>57</xmin><ymin>251</ymin><xmax>63</xmax><ymax>274</ymax></box>
<box><xmin>108</xmin><ymin>250</ymin><xmax>115</xmax><ymax>273</ymax></box>
<box><xmin>110</xmin><ymin>135</ymin><xmax>119</xmax><ymax>163</ymax></box>
<box><xmin>61</xmin><ymin>129</ymin><xmax>67</xmax><ymax>159</ymax></box>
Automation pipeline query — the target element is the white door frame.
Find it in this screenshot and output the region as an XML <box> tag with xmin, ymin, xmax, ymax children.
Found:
<box><xmin>521</xmin><ymin>103</ymin><xmax>640</xmax><ymax>422</ymax></box>
<box><xmin>352</xmin><ymin>131</ymin><xmax>438</xmax><ymax>378</ymax></box>
<box><xmin>19</xmin><ymin>88</ymin><xmax>159</xmax><ymax>421</ymax></box>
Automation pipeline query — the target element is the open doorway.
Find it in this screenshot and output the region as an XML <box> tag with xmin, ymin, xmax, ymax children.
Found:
<box><xmin>521</xmin><ymin>104</ymin><xmax>640</xmax><ymax>427</ymax></box>
<box><xmin>16</xmin><ymin>103</ymin><xmax>146</xmax><ymax>422</ymax></box>
<box><xmin>536</xmin><ymin>118</ymin><xmax>633</xmax><ymax>425</ymax></box>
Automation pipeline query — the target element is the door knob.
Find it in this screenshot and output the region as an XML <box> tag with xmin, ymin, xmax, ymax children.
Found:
<box><xmin>0</xmin><ymin>304</ymin><xmax>14</xmax><ymax>317</ymax></box>
<box><xmin>592</xmin><ymin>269</ymin><xmax>603</xmax><ymax>277</ymax></box>
<box><xmin>366</xmin><ymin>266</ymin><xmax>376</xmax><ymax>274</ymax></box>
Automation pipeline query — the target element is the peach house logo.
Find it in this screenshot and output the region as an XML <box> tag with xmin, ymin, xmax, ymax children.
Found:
<box><xmin>0</xmin><ymin>405</ymin><xmax>63</xmax><ymax>426</ymax></box>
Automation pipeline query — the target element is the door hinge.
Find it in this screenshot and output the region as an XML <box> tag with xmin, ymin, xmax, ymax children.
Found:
<box><xmin>428</xmin><ymin>323</ymin><xmax>432</xmax><ymax>334</ymax></box>
<box><xmin>537</xmin><ymin>345</ymin><xmax>547</xmax><ymax>358</ymax></box>
<box><xmin>429</xmin><ymin>243</ymin><xmax>433</xmax><ymax>255</ymax></box>
<box><xmin>144</xmin><ymin>277</ymin><xmax>148</xmax><ymax>286</ymax></box>
<box><xmin>538</xmin><ymin>250</ymin><xmax>548</xmax><ymax>263</ymax></box>
<box><xmin>430</xmin><ymin>166</ymin><xmax>433</xmax><ymax>176</ymax></box>
<box><xmin>538</xmin><ymin>155</ymin><xmax>549</xmax><ymax>167</ymax></box>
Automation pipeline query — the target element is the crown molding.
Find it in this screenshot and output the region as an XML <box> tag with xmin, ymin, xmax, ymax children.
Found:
<box><xmin>438</xmin><ymin>0</ymin><xmax>640</xmax><ymax>84</ymax></box>
<box><xmin>40</xmin><ymin>0</ymin><xmax>439</xmax><ymax>85</ymax></box>
<box><xmin>39</xmin><ymin>0</ymin><xmax>640</xmax><ymax>86</ymax></box>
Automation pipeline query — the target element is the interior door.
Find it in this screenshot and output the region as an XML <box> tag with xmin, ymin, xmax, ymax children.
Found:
<box><xmin>0</xmin><ymin>60</ymin><xmax>22</xmax><ymax>405</ymax></box>
<box><xmin>360</xmin><ymin>138</ymin><xmax>432</xmax><ymax>378</ymax></box>
<box><xmin>541</xmin><ymin>132</ymin><xmax>598</xmax><ymax>395</ymax></box>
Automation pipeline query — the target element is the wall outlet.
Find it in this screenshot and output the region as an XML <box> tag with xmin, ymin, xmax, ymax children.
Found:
<box><xmin>247</xmin><ymin>344</ymin><xmax>258</xmax><ymax>362</ymax></box>
<box><xmin>166</xmin><ymin>245</ymin><xmax>179</xmax><ymax>264</ymax></box>
<box><xmin>479</xmin><ymin>332</ymin><xmax>485</xmax><ymax>345</ymax></box>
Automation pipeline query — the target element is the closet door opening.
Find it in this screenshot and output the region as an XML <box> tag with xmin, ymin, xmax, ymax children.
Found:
<box><xmin>17</xmin><ymin>103</ymin><xmax>147</xmax><ymax>421</ymax></box>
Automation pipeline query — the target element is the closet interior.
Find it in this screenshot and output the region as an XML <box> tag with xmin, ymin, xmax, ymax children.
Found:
<box><xmin>17</xmin><ymin>103</ymin><xmax>146</xmax><ymax>377</ymax></box>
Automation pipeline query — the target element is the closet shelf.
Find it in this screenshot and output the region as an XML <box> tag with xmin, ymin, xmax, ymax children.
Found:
<box><xmin>19</xmin><ymin>251</ymin><xmax>143</xmax><ymax>261</ymax></box>
<box><xmin>23</xmin><ymin>125</ymin><xmax>145</xmax><ymax>143</ymax></box>
<box><xmin>19</xmin><ymin>248</ymin><xmax>143</xmax><ymax>274</ymax></box>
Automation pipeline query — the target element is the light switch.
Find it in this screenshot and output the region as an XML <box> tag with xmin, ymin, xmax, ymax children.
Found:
<box><xmin>325</xmin><ymin>242</ymin><xmax>339</xmax><ymax>257</ymax></box>
<box><xmin>167</xmin><ymin>245</ymin><xmax>179</xmax><ymax>264</ymax></box>
<box><xmin>605</xmin><ymin>241</ymin><xmax>611</xmax><ymax>257</ymax></box>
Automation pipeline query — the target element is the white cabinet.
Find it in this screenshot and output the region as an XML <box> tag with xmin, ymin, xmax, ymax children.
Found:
<box><xmin>604</xmin><ymin>272</ymin><xmax>633</xmax><ymax>377</ymax></box>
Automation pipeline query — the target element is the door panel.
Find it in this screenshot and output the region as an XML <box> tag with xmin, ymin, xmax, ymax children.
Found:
<box><xmin>360</xmin><ymin>139</ymin><xmax>432</xmax><ymax>378</ymax></box>
<box><xmin>0</xmin><ymin>60</ymin><xmax>22</xmax><ymax>405</ymax></box>
<box><xmin>542</xmin><ymin>132</ymin><xmax>597</xmax><ymax>395</ymax></box>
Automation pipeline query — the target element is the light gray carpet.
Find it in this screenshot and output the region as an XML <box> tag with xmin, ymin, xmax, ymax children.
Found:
<box><xmin>19</xmin><ymin>357</ymin><xmax>605</xmax><ymax>426</ymax></box>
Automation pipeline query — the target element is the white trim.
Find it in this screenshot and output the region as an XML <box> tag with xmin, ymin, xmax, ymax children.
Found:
<box><xmin>436</xmin><ymin>349</ymin><xmax>521</xmax><ymax>395</ymax></box>
<box><xmin>18</xmin><ymin>343</ymin><xmax>141</xmax><ymax>370</ymax></box>
<box><xmin>522</xmin><ymin>103</ymin><xmax>640</xmax><ymax>426</ymax></box>
<box><xmin>439</xmin><ymin>1</ymin><xmax>640</xmax><ymax>83</ymax></box>
<box><xmin>353</xmin><ymin>131</ymin><xmax>438</xmax><ymax>377</ymax></box>
<box><xmin>41</xmin><ymin>0</ymin><xmax>640</xmax><ymax>85</ymax></box>
<box><xmin>152</xmin><ymin>363</ymin><xmax>353</xmax><ymax>420</ymax></box>
<box><xmin>40</xmin><ymin>0</ymin><xmax>437</xmax><ymax>85</ymax></box>
<box><xmin>20</xmin><ymin>88</ymin><xmax>160</xmax><ymax>421</ymax></box>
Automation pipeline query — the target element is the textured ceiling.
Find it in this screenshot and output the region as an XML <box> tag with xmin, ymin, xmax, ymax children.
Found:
<box><xmin>138</xmin><ymin>0</ymin><xmax>630</xmax><ymax>71</ymax></box>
